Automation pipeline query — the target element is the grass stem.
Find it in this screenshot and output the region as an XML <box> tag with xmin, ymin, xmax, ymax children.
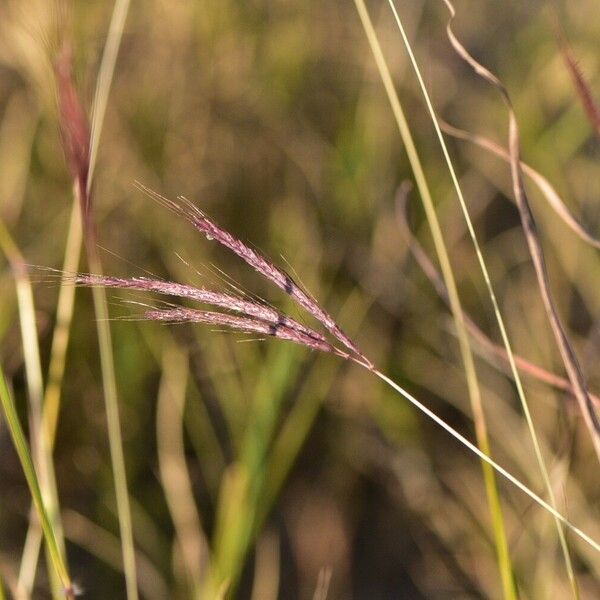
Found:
<box><xmin>0</xmin><ymin>368</ymin><xmax>73</xmax><ymax>597</ymax></box>
<box><xmin>354</xmin><ymin>1</ymin><xmax>516</xmax><ymax>595</ymax></box>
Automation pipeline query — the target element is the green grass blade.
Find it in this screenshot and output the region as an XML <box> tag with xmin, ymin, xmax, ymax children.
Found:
<box><xmin>0</xmin><ymin>368</ymin><xmax>72</xmax><ymax>596</ymax></box>
<box><xmin>386</xmin><ymin>0</ymin><xmax>578</xmax><ymax>593</ymax></box>
<box><xmin>86</xmin><ymin>240</ymin><xmax>139</xmax><ymax>600</ymax></box>
<box><xmin>256</xmin><ymin>292</ymin><xmax>371</xmax><ymax>532</ymax></box>
<box><xmin>209</xmin><ymin>342</ymin><xmax>301</xmax><ymax>596</ymax></box>
<box><xmin>88</xmin><ymin>0</ymin><xmax>131</xmax><ymax>194</ymax></box>
<box><xmin>0</xmin><ymin>219</ymin><xmax>69</xmax><ymax>597</ymax></box>
<box><xmin>353</xmin><ymin>1</ymin><xmax>516</xmax><ymax>595</ymax></box>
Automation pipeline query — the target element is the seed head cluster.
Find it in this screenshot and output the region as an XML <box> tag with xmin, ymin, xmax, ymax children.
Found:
<box><xmin>76</xmin><ymin>188</ymin><xmax>372</xmax><ymax>368</ymax></box>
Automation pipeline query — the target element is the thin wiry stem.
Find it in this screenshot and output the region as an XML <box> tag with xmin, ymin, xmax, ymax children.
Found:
<box><xmin>366</xmin><ymin>365</ymin><xmax>600</xmax><ymax>554</ymax></box>
<box><xmin>444</xmin><ymin>0</ymin><xmax>600</xmax><ymax>469</ymax></box>
<box><xmin>85</xmin><ymin>224</ymin><xmax>139</xmax><ymax>600</ymax></box>
<box><xmin>385</xmin><ymin>0</ymin><xmax>579</xmax><ymax>595</ymax></box>
<box><xmin>88</xmin><ymin>0</ymin><xmax>131</xmax><ymax>193</ymax></box>
<box><xmin>43</xmin><ymin>199</ymin><xmax>83</xmax><ymax>446</ymax></box>
<box><xmin>354</xmin><ymin>1</ymin><xmax>516</xmax><ymax>596</ymax></box>
<box><xmin>56</xmin><ymin>17</ymin><xmax>138</xmax><ymax>597</ymax></box>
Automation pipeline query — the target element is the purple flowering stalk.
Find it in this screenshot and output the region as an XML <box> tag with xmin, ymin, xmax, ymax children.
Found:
<box><xmin>71</xmin><ymin>188</ymin><xmax>600</xmax><ymax>555</ymax></box>
<box><xmin>144</xmin><ymin>308</ymin><xmax>350</xmax><ymax>359</ymax></box>
<box><xmin>74</xmin><ymin>273</ymin><xmax>329</xmax><ymax>345</ymax></box>
<box><xmin>72</xmin><ymin>265</ymin><xmax>364</xmax><ymax>364</ymax></box>
<box><xmin>134</xmin><ymin>182</ymin><xmax>370</xmax><ymax>365</ymax></box>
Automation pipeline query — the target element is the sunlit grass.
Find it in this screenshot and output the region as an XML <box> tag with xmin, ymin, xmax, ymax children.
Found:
<box><xmin>1</xmin><ymin>1</ymin><xmax>600</xmax><ymax>597</ymax></box>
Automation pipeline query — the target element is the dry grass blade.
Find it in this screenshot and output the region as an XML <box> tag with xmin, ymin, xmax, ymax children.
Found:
<box><xmin>55</xmin><ymin>32</ymin><xmax>138</xmax><ymax>600</ymax></box>
<box><xmin>439</xmin><ymin>120</ymin><xmax>600</xmax><ymax>250</ymax></box>
<box><xmin>555</xmin><ymin>23</ymin><xmax>600</xmax><ymax>137</ymax></box>
<box><xmin>135</xmin><ymin>182</ymin><xmax>370</xmax><ymax>365</ymax></box>
<box><xmin>444</xmin><ymin>0</ymin><xmax>600</xmax><ymax>466</ymax></box>
<box><xmin>396</xmin><ymin>188</ymin><xmax>600</xmax><ymax>409</ymax></box>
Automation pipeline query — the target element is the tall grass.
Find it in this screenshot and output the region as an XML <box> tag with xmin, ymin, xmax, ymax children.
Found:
<box><xmin>1</xmin><ymin>1</ymin><xmax>600</xmax><ymax>598</ymax></box>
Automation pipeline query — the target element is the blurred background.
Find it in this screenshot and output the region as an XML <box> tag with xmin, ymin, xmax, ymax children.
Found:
<box><xmin>1</xmin><ymin>0</ymin><xmax>600</xmax><ymax>597</ymax></box>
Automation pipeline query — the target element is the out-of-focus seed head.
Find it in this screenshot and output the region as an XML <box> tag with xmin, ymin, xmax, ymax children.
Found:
<box><xmin>55</xmin><ymin>42</ymin><xmax>91</xmax><ymax>218</ymax></box>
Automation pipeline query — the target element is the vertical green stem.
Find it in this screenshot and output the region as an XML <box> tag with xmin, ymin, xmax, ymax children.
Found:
<box><xmin>84</xmin><ymin>225</ymin><xmax>139</xmax><ymax>600</ymax></box>
<box><xmin>353</xmin><ymin>1</ymin><xmax>516</xmax><ymax>596</ymax></box>
<box><xmin>0</xmin><ymin>368</ymin><xmax>73</xmax><ymax>597</ymax></box>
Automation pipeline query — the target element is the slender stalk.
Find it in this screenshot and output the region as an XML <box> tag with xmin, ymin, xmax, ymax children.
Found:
<box><xmin>88</xmin><ymin>0</ymin><xmax>131</xmax><ymax>194</ymax></box>
<box><xmin>85</xmin><ymin>225</ymin><xmax>139</xmax><ymax>600</ymax></box>
<box><xmin>0</xmin><ymin>368</ymin><xmax>73</xmax><ymax>597</ymax></box>
<box><xmin>354</xmin><ymin>1</ymin><xmax>516</xmax><ymax>595</ymax></box>
<box><xmin>0</xmin><ymin>219</ymin><xmax>68</xmax><ymax>597</ymax></box>
<box><xmin>363</xmin><ymin>363</ymin><xmax>600</xmax><ymax>554</ymax></box>
<box><xmin>43</xmin><ymin>198</ymin><xmax>83</xmax><ymax>445</ymax></box>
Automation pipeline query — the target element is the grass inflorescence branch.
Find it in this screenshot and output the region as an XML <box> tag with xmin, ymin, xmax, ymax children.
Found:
<box><xmin>134</xmin><ymin>182</ymin><xmax>372</xmax><ymax>367</ymax></box>
<box><xmin>70</xmin><ymin>184</ymin><xmax>600</xmax><ymax>563</ymax></box>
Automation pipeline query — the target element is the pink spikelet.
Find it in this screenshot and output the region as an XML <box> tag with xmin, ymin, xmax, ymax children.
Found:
<box><xmin>55</xmin><ymin>43</ymin><xmax>91</xmax><ymax>220</ymax></box>
<box><xmin>74</xmin><ymin>273</ymin><xmax>328</xmax><ymax>344</ymax></box>
<box><xmin>135</xmin><ymin>183</ymin><xmax>369</xmax><ymax>364</ymax></box>
<box><xmin>145</xmin><ymin>308</ymin><xmax>350</xmax><ymax>359</ymax></box>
